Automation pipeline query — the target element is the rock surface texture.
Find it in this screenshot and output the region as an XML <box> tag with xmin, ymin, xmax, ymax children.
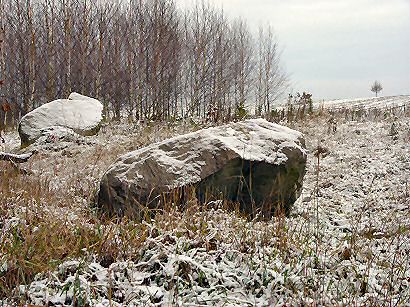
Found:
<box><xmin>97</xmin><ymin>119</ymin><xmax>307</xmax><ymax>218</ymax></box>
<box><xmin>18</xmin><ymin>93</ymin><xmax>103</xmax><ymax>146</ymax></box>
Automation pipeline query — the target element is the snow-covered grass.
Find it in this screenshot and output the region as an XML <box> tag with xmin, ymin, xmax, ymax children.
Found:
<box><xmin>1</xmin><ymin>96</ymin><xmax>409</xmax><ymax>305</ymax></box>
<box><xmin>318</xmin><ymin>95</ymin><xmax>410</xmax><ymax>111</ymax></box>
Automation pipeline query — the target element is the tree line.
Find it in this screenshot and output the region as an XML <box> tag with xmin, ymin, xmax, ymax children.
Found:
<box><xmin>0</xmin><ymin>0</ymin><xmax>288</xmax><ymax>124</ymax></box>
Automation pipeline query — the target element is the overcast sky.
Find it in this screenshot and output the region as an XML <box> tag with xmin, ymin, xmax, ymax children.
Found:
<box><xmin>176</xmin><ymin>0</ymin><xmax>410</xmax><ymax>100</ymax></box>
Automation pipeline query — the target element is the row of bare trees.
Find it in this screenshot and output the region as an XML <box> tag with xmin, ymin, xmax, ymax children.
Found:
<box><xmin>0</xmin><ymin>0</ymin><xmax>288</xmax><ymax>123</ymax></box>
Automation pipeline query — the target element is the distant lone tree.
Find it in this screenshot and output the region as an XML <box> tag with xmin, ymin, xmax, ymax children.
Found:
<box><xmin>371</xmin><ymin>80</ymin><xmax>383</xmax><ymax>97</ymax></box>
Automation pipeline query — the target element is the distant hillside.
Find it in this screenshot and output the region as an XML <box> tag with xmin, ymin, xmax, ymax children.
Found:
<box><xmin>317</xmin><ymin>95</ymin><xmax>410</xmax><ymax>111</ymax></box>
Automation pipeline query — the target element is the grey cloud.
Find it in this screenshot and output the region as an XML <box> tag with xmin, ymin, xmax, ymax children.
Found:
<box><xmin>177</xmin><ymin>0</ymin><xmax>410</xmax><ymax>99</ymax></box>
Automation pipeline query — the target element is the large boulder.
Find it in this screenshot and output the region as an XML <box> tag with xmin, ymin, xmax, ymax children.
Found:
<box><xmin>97</xmin><ymin>119</ymin><xmax>307</xmax><ymax>219</ymax></box>
<box><xmin>19</xmin><ymin>93</ymin><xmax>103</xmax><ymax>147</ymax></box>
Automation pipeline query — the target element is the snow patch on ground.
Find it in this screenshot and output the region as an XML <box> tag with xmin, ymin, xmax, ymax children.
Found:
<box><xmin>1</xmin><ymin>95</ymin><xmax>409</xmax><ymax>305</ymax></box>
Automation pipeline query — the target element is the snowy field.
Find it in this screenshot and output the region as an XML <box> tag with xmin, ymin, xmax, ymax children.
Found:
<box><xmin>318</xmin><ymin>95</ymin><xmax>410</xmax><ymax>111</ymax></box>
<box><xmin>0</xmin><ymin>95</ymin><xmax>409</xmax><ymax>306</ymax></box>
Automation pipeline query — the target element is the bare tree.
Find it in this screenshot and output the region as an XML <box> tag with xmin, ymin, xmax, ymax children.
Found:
<box><xmin>0</xmin><ymin>0</ymin><xmax>5</xmax><ymax>130</ymax></box>
<box><xmin>0</xmin><ymin>0</ymin><xmax>4</xmax><ymax>89</ymax></box>
<box><xmin>43</xmin><ymin>0</ymin><xmax>56</xmax><ymax>101</ymax></box>
<box><xmin>2</xmin><ymin>0</ymin><xmax>288</xmax><ymax>122</ymax></box>
<box><xmin>27</xmin><ymin>0</ymin><xmax>37</xmax><ymax>109</ymax></box>
<box><xmin>183</xmin><ymin>1</ymin><xmax>216</xmax><ymax>118</ymax></box>
<box><xmin>371</xmin><ymin>80</ymin><xmax>382</xmax><ymax>97</ymax></box>
<box><xmin>231</xmin><ymin>19</ymin><xmax>254</xmax><ymax>118</ymax></box>
<box><xmin>255</xmin><ymin>26</ymin><xmax>288</xmax><ymax>115</ymax></box>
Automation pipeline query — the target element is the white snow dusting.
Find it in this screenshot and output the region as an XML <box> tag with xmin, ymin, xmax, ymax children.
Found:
<box><xmin>0</xmin><ymin>95</ymin><xmax>409</xmax><ymax>306</ymax></box>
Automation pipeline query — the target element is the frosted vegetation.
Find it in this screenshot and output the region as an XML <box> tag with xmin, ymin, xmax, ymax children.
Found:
<box><xmin>0</xmin><ymin>96</ymin><xmax>409</xmax><ymax>305</ymax></box>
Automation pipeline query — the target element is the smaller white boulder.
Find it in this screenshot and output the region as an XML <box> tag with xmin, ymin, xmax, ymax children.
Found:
<box><xmin>19</xmin><ymin>93</ymin><xmax>103</xmax><ymax>147</ymax></box>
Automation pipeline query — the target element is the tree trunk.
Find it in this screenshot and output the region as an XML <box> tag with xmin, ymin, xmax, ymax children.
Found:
<box><xmin>64</xmin><ymin>0</ymin><xmax>72</xmax><ymax>97</ymax></box>
<box><xmin>0</xmin><ymin>0</ymin><xmax>4</xmax><ymax>90</ymax></box>
<box><xmin>27</xmin><ymin>0</ymin><xmax>36</xmax><ymax>110</ymax></box>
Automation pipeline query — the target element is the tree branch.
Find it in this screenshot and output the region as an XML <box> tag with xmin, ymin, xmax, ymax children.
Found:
<box><xmin>0</xmin><ymin>151</ymin><xmax>34</xmax><ymax>163</ymax></box>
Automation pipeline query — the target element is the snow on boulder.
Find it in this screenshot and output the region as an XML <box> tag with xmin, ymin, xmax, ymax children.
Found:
<box><xmin>97</xmin><ymin>119</ymin><xmax>307</xmax><ymax>219</ymax></box>
<box><xmin>18</xmin><ymin>93</ymin><xmax>103</xmax><ymax>147</ymax></box>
